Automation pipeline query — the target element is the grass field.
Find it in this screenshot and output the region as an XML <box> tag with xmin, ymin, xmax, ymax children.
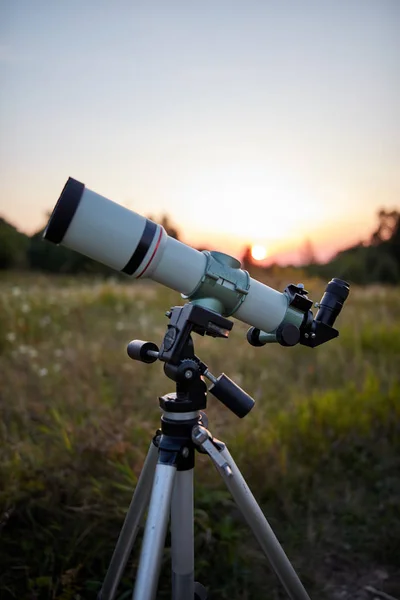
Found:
<box><xmin>0</xmin><ymin>272</ymin><xmax>399</xmax><ymax>600</ymax></box>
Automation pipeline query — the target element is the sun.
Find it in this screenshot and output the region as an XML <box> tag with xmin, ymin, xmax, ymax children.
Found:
<box><xmin>251</xmin><ymin>245</ymin><xmax>268</xmax><ymax>261</ymax></box>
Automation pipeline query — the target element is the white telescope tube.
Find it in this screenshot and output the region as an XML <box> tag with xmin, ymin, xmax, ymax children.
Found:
<box><xmin>235</xmin><ymin>277</ymin><xmax>287</xmax><ymax>333</ymax></box>
<box><xmin>44</xmin><ymin>178</ymin><xmax>206</xmax><ymax>296</ymax></box>
<box><xmin>44</xmin><ymin>178</ymin><xmax>289</xmax><ymax>332</ymax></box>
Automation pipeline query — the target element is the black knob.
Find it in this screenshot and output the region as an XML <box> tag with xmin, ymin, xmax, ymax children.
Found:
<box><xmin>176</xmin><ymin>359</ymin><xmax>200</xmax><ymax>382</ymax></box>
<box><xmin>209</xmin><ymin>374</ymin><xmax>255</xmax><ymax>418</ymax></box>
<box><xmin>127</xmin><ymin>340</ymin><xmax>159</xmax><ymax>363</ymax></box>
<box><xmin>246</xmin><ymin>327</ymin><xmax>266</xmax><ymax>347</ymax></box>
<box><xmin>276</xmin><ymin>323</ymin><xmax>300</xmax><ymax>347</ymax></box>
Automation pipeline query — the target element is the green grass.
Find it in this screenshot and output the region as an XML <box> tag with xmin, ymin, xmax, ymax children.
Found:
<box><xmin>0</xmin><ymin>273</ymin><xmax>399</xmax><ymax>599</ymax></box>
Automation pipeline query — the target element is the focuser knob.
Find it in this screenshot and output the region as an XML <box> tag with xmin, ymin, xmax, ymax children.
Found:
<box><xmin>246</xmin><ymin>327</ymin><xmax>267</xmax><ymax>347</ymax></box>
<box><xmin>276</xmin><ymin>323</ymin><xmax>301</xmax><ymax>347</ymax></box>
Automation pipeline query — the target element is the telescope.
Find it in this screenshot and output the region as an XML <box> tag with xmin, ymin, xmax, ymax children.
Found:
<box><xmin>43</xmin><ymin>177</ymin><xmax>349</xmax><ymax>349</ymax></box>
<box><xmin>43</xmin><ymin>178</ymin><xmax>350</xmax><ymax>600</ymax></box>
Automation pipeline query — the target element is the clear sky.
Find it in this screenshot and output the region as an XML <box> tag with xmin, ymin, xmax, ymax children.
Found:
<box><xmin>1</xmin><ymin>0</ymin><xmax>399</xmax><ymax>264</ymax></box>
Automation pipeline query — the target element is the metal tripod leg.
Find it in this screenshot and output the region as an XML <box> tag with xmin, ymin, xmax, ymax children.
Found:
<box><xmin>99</xmin><ymin>441</ymin><xmax>159</xmax><ymax>600</ymax></box>
<box><xmin>171</xmin><ymin>469</ymin><xmax>195</xmax><ymax>600</ymax></box>
<box><xmin>133</xmin><ymin>462</ymin><xmax>177</xmax><ymax>600</ymax></box>
<box><xmin>195</xmin><ymin>430</ymin><xmax>311</xmax><ymax>600</ymax></box>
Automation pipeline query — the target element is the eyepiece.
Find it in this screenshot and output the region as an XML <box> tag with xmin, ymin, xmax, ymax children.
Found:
<box><xmin>315</xmin><ymin>278</ymin><xmax>350</xmax><ymax>327</ymax></box>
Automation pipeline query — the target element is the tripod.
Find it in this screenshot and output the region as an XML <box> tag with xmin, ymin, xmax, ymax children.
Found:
<box><xmin>98</xmin><ymin>304</ymin><xmax>311</xmax><ymax>600</ymax></box>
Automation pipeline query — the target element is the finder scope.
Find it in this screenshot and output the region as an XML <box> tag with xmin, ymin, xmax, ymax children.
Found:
<box><xmin>44</xmin><ymin>177</ymin><xmax>349</xmax><ymax>347</ymax></box>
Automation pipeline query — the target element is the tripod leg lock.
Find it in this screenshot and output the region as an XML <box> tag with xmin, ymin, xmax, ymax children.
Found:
<box><xmin>192</xmin><ymin>426</ymin><xmax>232</xmax><ymax>477</ymax></box>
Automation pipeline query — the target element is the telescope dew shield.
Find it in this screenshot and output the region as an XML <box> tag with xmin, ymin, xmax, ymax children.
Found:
<box><xmin>43</xmin><ymin>178</ymin><xmax>206</xmax><ymax>296</ymax></box>
<box><xmin>44</xmin><ymin>178</ymin><xmax>292</xmax><ymax>334</ymax></box>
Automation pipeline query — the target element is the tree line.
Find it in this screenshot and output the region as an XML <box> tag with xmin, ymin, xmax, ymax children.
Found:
<box><xmin>307</xmin><ymin>209</ymin><xmax>400</xmax><ymax>284</ymax></box>
<box><xmin>1</xmin><ymin>209</ymin><xmax>399</xmax><ymax>284</ymax></box>
<box><xmin>240</xmin><ymin>208</ymin><xmax>400</xmax><ymax>285</ymax></box>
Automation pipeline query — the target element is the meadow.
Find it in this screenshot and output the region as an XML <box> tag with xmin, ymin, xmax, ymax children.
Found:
<box><xmin>0</xmin><ymin>272</ymin><xmax>399</xmax><ymax>600</ymax></box>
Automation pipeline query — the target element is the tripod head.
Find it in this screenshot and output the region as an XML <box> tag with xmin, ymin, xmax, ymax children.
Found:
<box><xmin>128</xmin><ymin>303</ymin><xmax>255</xmax><ymax>418</ymax></box>
<box><xmin>127</xmin><ymin>276</ymin><xmax>350</xmax><ymax>419</ymax></box>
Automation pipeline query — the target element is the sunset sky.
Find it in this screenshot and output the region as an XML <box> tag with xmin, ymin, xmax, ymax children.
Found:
<box><xmin>1</xmin><ymin>0</ymin><xmax>399</xmax><ymax>264</ymax></box>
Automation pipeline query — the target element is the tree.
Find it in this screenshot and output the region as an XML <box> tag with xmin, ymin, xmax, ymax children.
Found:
<box><xmin>370</xmin><ymin>209</ymin><xmax>400</xmax><ymax>245</ymax></box>
<box><xmin>241</xmin><ymin>245</ymin><xmax>254</xmax><ymax>271</ymax></box>
<box><xmin>370</xmin><ymin>209</ymin><xmax>400</xmax><ymax>274</ymax></box>
<box><xmin>160</xmin><ymin>215</ymin><xmax>179</xmax><ymax>240</ymax></box>
<box><xmin>300</xmin><ymin>239</ymin><xmax>317</xmax><ymax>265</ymax></box>
<box><xmin>148</xmin><ymin>214</ymin><xmax>180</xmax><ymax>240</ymax></box>
<box><xmin>0</xmin><ymin>217</ymin><xmax>28</xmax><ymax>269</ymax></box>
<box><xmin>312</xmin><ymin>207</ymin><xmax>400</xmax><ymax>285</ymax></box>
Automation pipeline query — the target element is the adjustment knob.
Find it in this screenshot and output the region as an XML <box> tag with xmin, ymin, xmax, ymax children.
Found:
<box><xmin>208</xmin><ymin>374</ymin><xmax>255</xmax><ymax>418</ymax></box>
<box><xmin>246</xmin><ymin>327</ymin><xmax>266</xmax><ymax>347</ymax></box>
<box><xmin>127</xmin><ymin>340</ymin><xmax>159</xmax><ymax>363</ymax></box>
<box><xmin>276</xmin><ymin>323</ymin><xmax>300</xmax><ymax>347</ymax></box>
<box><xmin>176</xmin><ymin>359</ymin><xmax>200</xmax><ymax>382</ymax></box>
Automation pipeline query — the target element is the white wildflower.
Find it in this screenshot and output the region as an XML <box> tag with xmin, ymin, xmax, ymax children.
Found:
<box><xmin>12</xmin><ymin>287</ymin><xmax>21</xmax><ymax>297</ymax></box>
<box><xmin>21</xmin><ymin>303</ymin><xmax>31</xmax><ymax>313</ymax></box>
<box><xmin>6</xmin><ymin>332</ymin><xmax>16</xmax><ymax>342</ymax></box>
<box><xmin>38</xmin><ymin>368</ymin><xmax>48</xmax><ymax>377</ymax></box>
<box><xmin>138</xmin><ymin>316</ymin><xmax>149</xmax><ymax>328</ymax></box>
<box><xmin>116</xmin><ymin>321</ymin><xmax>124</xmax><ymax>331</ymax></box>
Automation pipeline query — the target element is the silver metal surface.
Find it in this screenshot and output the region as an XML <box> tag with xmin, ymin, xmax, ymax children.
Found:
<box><xmin>194</xmin><ymin>582</ymin><xmax>208</xmax><ymax>600</ymax></box>
<box><xmin>133</xmin><ymin>464</ymin><xmax>176</xmax><ymax>600</ymax></box>
<box><xmin>191</xmin><ymin>425</ymin><xmax>208</xmax><ymax>445</ymax></box>
<box><xmin>192</xmin><ymin>426</ymin><xmax>232</xmax><ymax>475</ymax></box>
<box><xmin>162</xmin><ymin>411</ymin><xmax>200</xmax><ymax>421</ymax></box>
<box><xmin>171</xmin><ymin>470</ymin><xmax>195</xmax><ymax>600</ymax></box>
<box><xmin>100</xmin><ymin>441</ymin><xmax>158</xmax><ymax>600</ymax></box>
<box><xmin>203</xmin><ymin>369</ymin><xmax>217</xmax><ymax>384</ymax></box>
<box><xmin>215</xmin><ymin>446</ymin><xmax>311</xmax><ymax>600</ymax></box>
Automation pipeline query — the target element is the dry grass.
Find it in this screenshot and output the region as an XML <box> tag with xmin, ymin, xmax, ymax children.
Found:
<box><xmin>0</xmin><ymin>272</ymin><xmax>399</xmax><ymax>599</ymax></box>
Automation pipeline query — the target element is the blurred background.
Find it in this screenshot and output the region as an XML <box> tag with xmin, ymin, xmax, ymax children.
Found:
<box><xmin>0</xmin><ymin>1</ymin><xmax>399</xmax><ymax>599</ymax></box>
